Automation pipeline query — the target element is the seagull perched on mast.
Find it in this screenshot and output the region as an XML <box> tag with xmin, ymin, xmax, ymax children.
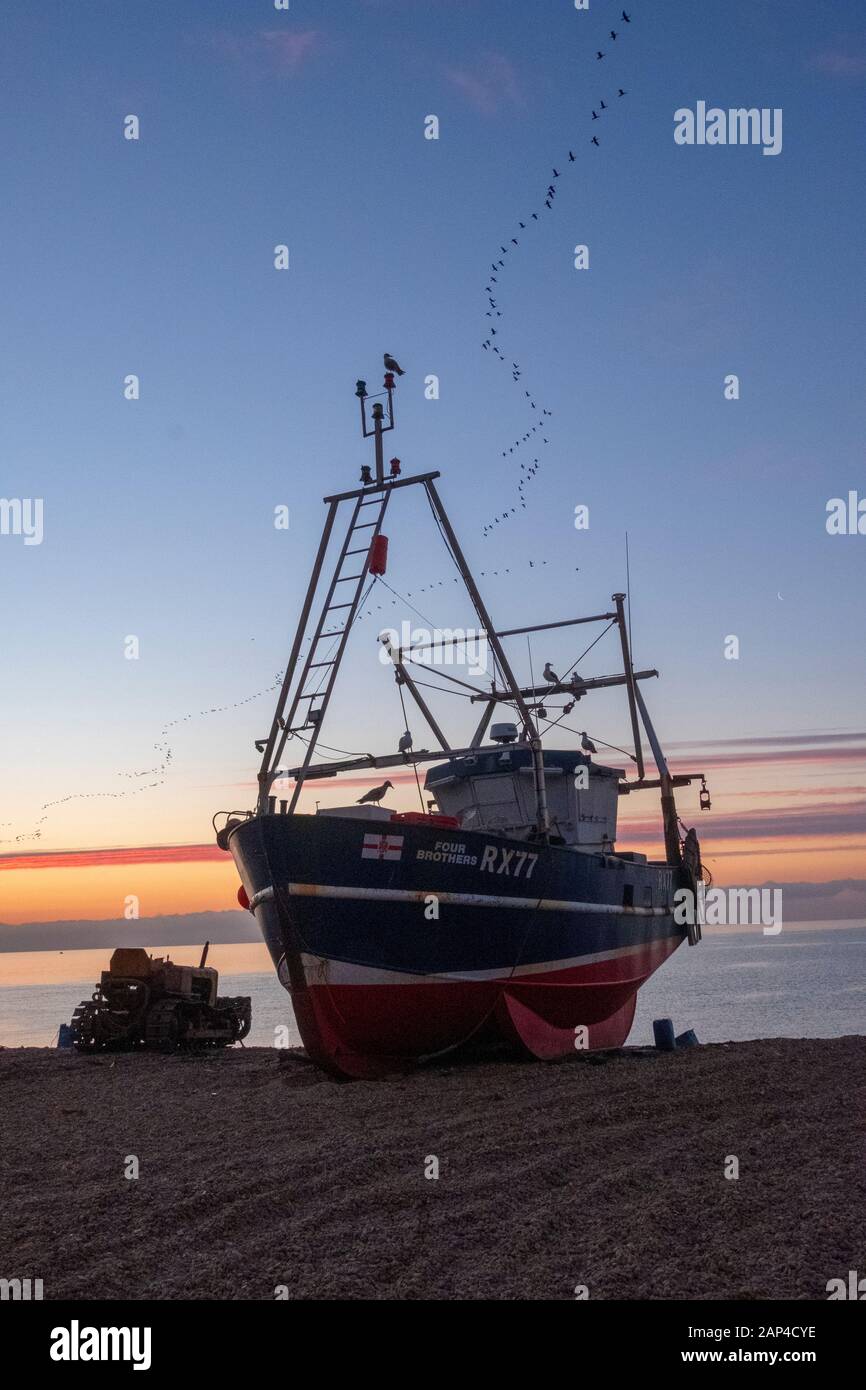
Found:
<box><xmin>357</xmin><ymin>779</ymin><xmax>393</xmax><ymax>805</ymax></box>
<box><xmin>581</xmin><ymin>732</ymin><xmax>598</xmax><ymax>756</ymax></box>
<box><xmin>543</xmin><ymin>662</ymin><xmax>560</xmax><ymax>684</ymax></box>
<box><xmin>383</xmin><ymin>353</ymin><xmax>404</xmax><ymax>376</ymax></box>
<box><xmin>398</xmin><ymin>731</ymin><xmax>413</xmax><ymax>758</ymax></box>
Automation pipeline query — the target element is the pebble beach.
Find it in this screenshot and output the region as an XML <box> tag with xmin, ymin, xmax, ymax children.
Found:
<box><xmin>1</xmin><ymin>1036</ymin><xmax>863</xmax><ymax>1301</ymax></box>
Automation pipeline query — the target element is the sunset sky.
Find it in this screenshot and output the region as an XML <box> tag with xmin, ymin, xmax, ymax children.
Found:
<box><xmin>2</xmin><ymin>0</ymin><xmax>865</xmax><ymax>936</ymax></box>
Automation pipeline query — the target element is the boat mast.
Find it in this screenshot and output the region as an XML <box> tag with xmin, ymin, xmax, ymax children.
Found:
<box><xmin>634</xmin><ymin>686</ymin><xmax>682</xmax><ymax>867</ymax></box>
<box><xmin>421</xmin><ymin>478</ymin><xmax>550</xmax><ymax>836</ymax></box>
<box><xmin>254</xmin><ymin>363</ymin><xmax>552</xmax><ymax>836</ymax></box>
<box><xmin>612</xmin><ymin>592</ymin><xmax>645</xmax><ymax>781</ymax></box>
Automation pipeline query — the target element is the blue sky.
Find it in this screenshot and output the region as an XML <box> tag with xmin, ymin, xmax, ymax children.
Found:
<box><xmin>1</xmin><ymin>0</ymin><xmax>865</xmax><ymax>881</ymax></box>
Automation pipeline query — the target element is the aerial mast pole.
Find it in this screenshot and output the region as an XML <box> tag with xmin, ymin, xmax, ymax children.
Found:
<box><xmin>358</xmin><ymin>375</ymin><xmax>396</xmax><ymax>486</ymax></box>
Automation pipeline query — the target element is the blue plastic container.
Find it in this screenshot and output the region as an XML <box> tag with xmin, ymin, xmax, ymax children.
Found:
<box><xmin>675</xmin><ymin>1029</ymin><xmax>699</xmax><ymax>1049</ymax></box>
<box><xmin>652</xmin><ymin>1017</ymin><xmax>677</xmax><ymax>1051</ymax></box>
<box><xmin>57</xmin><ymin>1023</ymin><xmax>74</xmax><ymax>1049</ymax></box>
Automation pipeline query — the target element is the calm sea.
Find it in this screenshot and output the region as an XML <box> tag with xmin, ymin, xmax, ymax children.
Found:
<box><xmin>0</xmin><ymin>923</ymin><xmax>863</xmax><ymax>1050</ymax></box>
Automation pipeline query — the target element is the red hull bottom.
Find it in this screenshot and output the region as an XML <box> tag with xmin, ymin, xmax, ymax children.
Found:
<box><xmin>286</xmin><ymin>940</ymin><xmax>680</xmax><ymax>1080</ymax></box>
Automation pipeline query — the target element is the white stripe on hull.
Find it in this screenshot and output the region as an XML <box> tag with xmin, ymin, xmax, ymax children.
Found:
<box><xmin>252</xmin><ymin>882</ymin><xmax>672</xmax><ymax>916</ymax></box>
<box><xmin>298</xmin><ymin>936</ymin><xmax>681</xmax><ymax>988</ymax></box>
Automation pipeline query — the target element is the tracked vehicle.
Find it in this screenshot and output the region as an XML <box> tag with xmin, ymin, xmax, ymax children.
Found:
<box><xmin>70</xmin><ymin>943</ymin><xmax>251</xmax><ymax>1051</ymax></box>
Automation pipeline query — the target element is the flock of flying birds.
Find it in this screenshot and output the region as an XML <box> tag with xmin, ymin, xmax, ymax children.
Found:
<box><xmin>480</xmin><ymin>7</ymin><xmax>634</xmax><ymax>537</ymax></box>
<box><xmin>2</xmin><ymin>673</ymin><xmax>288</xmax><ymax>845</ymax></box>
<box><xmin>6</xmin><ymin>15</ymin><xmax>637</xmax><ymax>846</ymax></box>
<box><xmin>358</xmin><ymin>557</ymin><xmax>554</xmax><ymax>620</ymax></box>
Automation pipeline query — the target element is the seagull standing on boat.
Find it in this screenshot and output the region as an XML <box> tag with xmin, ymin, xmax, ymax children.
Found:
<box><xmin>581</xmin><ymin>733</ymin><xmax>598</xmax><ymax>756</ymax></box>
<box><xmin>356</xmin><ymin>779</ymin><xmax>394</xmax><ymax>805</ymax></box>
<box><xmin>383</xmin><ymin>353</ymin><xmax>404</xmax><ymax>376</ymax></box>
<box><xmin>543</xmin><ymin>662</ymin><xmax>560</xmax><ymax>684</ymax></box>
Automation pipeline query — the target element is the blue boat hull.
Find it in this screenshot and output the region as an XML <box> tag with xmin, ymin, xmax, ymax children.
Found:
<box><xmin>227</xmin><ymin>813</ymin><xmax>688</xmax><ymax>1077</ymax></box>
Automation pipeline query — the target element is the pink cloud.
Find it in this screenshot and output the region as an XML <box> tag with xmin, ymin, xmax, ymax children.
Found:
<box><xmin>810</xmin><ymin>48</ymin><xmax>866</xmax><ymax>77</ymax></box>
<box><xmin>444</xmin><ymin>52</ymin><xmax>523</xmax><ymax>115</ymax></box>
<box><xmin>0</xmin><ymin>844</ymin><xmax>224</xmax><ymax>873</ymax></box>
<box><xmin>211</xmin><ymin>28</ymin><xmax>321</xmax><ymax>75</ymax></box>
<box><xmin>259</xmin><ymin>29</ymin><xmax>320</xmax><ymax>70</ymax></box>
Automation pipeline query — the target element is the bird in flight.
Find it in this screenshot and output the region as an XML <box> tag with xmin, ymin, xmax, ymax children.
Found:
<box><xmin>552</xmin><ymin>168</ymin><xmax>560</xmax><ymax>178</ymax></box>
<box><xmin>356</xmin><ymin>779</ymin><xmax>394</xmax><ymax>805</ymax></box>
<box><xmin>519</xmin><ymin>221</ymin><xmax>526</xmax><ymax>228</ymax></box>
<box><xmin>596</xmin><ymin>51</ymin><xmax>605</xmax><ymax>60</ymax></box>
<box><xmin>531</xmin><ymin>212</ymin><xmax>538</xmax><ymax>220</ymax></box>
<box><xmin>610</xmin><ymin>30</ymin><xmax>618</xmax><ymax>41</ymax></box>
<box><xmin>618</xmin><ymin>88</ymin><xmax>627</xmax><ymax>97</ymax></box>
<box><xmin>622</xmin><ymin>9</ymin><xmax>631</xmax><ymax>21</ymax></box>
<box><xmin>600</xmin><ymin>99</ymin><xmax>607</xmax><ymax>110</ymax></box>
<box><xmin>383</xmin><ymin>353</ymin><xmax>404</xmax><ymax>375</ymax></box>
<box><xmin>591</xmin><ymin>136</ymin><xmax>600</xmax><ymax>146</ymax></box>
<box><xmin>543</xmin><ymin>662</ymin><xmax>560</xmax><ymax>684</ymax></box>
<box><xmin>581</xmin><ymin>733</ymin><xmax>598</xmax><ymax>755</ymax></box>
<box><xmin>568</xmin><ymin>151</ymin><xmax>575</xmax><ymax>161</ymax></box>
<box><xmin>592</xmin><ymin>110</ymin><xmax>599</xmax><ymax>119</ymax></box>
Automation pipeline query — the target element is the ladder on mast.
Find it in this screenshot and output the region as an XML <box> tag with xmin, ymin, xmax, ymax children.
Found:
<box><xmin>256</xmin><ymin>487</ymin><xmax>392</xmax><ymax>813</ymax></box>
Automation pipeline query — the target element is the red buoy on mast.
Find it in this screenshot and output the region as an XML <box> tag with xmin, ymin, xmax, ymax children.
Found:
<box><xmin>369</xmin><ymin>534</ymin><xmax>388</xmax><ymax>575</ymax></box>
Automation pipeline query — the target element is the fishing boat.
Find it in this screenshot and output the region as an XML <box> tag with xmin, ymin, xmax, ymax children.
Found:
<box><xmin>215</xmin><ymin>366</ymin><xmax>707</xmax><ymax>1078</ymax></box>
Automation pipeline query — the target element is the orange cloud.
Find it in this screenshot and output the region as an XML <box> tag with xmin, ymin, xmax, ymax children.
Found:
<box><xmin>1</xmin><ymin>860</ymin><xmax>239</xmax><ymax>927</ymax></box>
